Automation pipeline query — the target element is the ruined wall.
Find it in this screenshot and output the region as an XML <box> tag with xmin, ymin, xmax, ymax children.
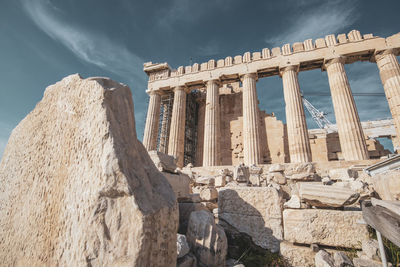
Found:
<box><xmin>309</xmin><ymin>129</ymin><xmax>390</xmax><ymax>162</ymax></box>
<box><xmin>220</xmin><ymin>85</ymin><xmax>244</xmax><ymax>165</ymax></box>
<box><xmin>264</xmin><ymin>114</ymin><xmax>289</xmax><ymax>163</ymax></box>
<box><xmin>219</xmin><ymin>83</ymin><xmax>288</xmax><ymax>165</ymax></box>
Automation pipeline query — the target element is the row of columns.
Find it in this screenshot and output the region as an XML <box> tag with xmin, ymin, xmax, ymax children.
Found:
<box><xmin>143</xmin><ymin>50</ymin><xmax>400</xmax><ymax>166</ymax></box>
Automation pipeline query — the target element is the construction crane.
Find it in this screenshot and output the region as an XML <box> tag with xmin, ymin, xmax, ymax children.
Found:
<box><xmin>301</xmin><ymin>96</ymin><xmax>335</xmax><ymax>132</ymax></box>
<box><xmin>301</xmin><ymin>92</ymin><xmax>386</xmax><ymax>132</ymax></box>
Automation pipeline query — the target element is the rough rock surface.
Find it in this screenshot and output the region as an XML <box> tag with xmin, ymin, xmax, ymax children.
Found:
<box><xmin>299</xmin><ymin>183</ymin><xmax>359</xmax><ymax>207</ymax></box>
<box><xmin>362</xmin><ymin>240</ymin><xmax>380</xmax><ymax>261</ymax></box>
<box><xmin>218</xmin><ymin>187</ymin><xmax>284</xmax><ymax>252</ymax></box>
<box><xmin>163</xmin><ymin>172</ymin><xmax>191</xmax><ymax>199</ymax></box>
<box><xmin>177</xmin><ymin>234</ymin><xmax>190</xmax><ymax>259</ymax></box>
<box><xmin>0</xmin><ymin>74</ymin><xmax>178</xmax><ymax>266</ymax></box>
<box><xmin>352</xmin><ymin>258</ymin><xmax>381</xmax><ymax>267</ymax></box>
<box><xmin>284</xmin><ymin>195</ymin><xmax>301</xmax><ymax>209</ymax></box>
<box><xmin>200</xmin><ymin>187</ymin><xmax>218</xmax><ymax>201</ymax></box>
<box><xmin>280</xmin><ymin>241</ymin><xmax>315</xmax><ymax>267</ymax></box>
<box><xmin>333</xmin><ymin>251</ymin><xmax>353</xmax><ymax>267</ymax></box>
<box><xmin>372</xmin><ymin>170</ymin><xmax>400</xmax><ymax>200</ymax></box>
<box><xmin>178</xmin><ymin>202</ymin><xmax>208</xmax><ymax>234</ymax></box>
<box><xmin>186</xmin><ymin>210</ymin><xmax>227</xmax><ymax>267</ymax></box>
<box><xmin>148</xmin><ymin>150</ymin><xmax>177</xmax><ymax>173</ymax></box>
<box><xmin>315</xmin><ymin>250</ymin><xmax>335</xmax><ymax>267</ymax></box>
<box><xmin>283</xmin><ymin>209</ymin><xmax>368</xmax><ymax>248</ymax></box>
<box><xmin>329</xmin><ymin>168</ymin><xmax>358</xmax><ymax>181</ymax></box>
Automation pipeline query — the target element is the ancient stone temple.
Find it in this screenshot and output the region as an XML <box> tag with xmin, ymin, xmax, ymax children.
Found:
<box><xmin>143</xmin><ymin>30</ymin><xmax>400</xmax><ymax>167</ymax></box>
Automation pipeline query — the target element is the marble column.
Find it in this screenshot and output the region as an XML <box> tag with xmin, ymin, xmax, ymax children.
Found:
<box><xmin>143</xmin><ymin>90</ymin><xmax>161</xmax><ymax>151</ymax></box>
<box><xmin>325</xmin><ymin>57</ymin><xmax>369</xmax><ymax>160</ymax></box>
<box><xmin>281</xmin><ymin>65</ymin><xmax>312</xmax><ymax>163</ymax></box>
<box><xmin>203</xmin><ymin>80</ymin><xmax>220</xmax><ymax>166</ymax></box>
<box><xmin>195</xmin><ymin>96</ymin><xmax>206</xmax><ymax>166</ymax></box>
<box><xmin>375</xmin><ymin>49</ymin><xmax>400</xmax><ymax>152</ymax></box>
<box><xmin>158</xmin><ymin>100</ymin><xmax>171</xmax><ymax>154</ymax></box>
<box><xmin>168</xmin><ymin>86</ymin><xmax>187</xmax><ymax>167</ymax></box>
<box><xmin>242</xmin><ymin>73</ymin><xmax>261</xmax><ymax>165</ymax></box>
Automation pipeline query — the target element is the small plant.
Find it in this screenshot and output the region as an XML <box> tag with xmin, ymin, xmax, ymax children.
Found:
<box><xmin>368</xmin><ymin>226</ymin><xmax>400</xmax><ymax>266</ymax></box>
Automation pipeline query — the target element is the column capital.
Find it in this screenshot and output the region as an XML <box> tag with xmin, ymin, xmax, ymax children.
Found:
<box><xmin>205</xmin><ymin>79</ymin><xmax>221</xmax><ymax>87</ymax></box>
<box><xmin>279</xmin><ymin>64</ymin><xmax>300</xmax><ymax>76</ymax></box>
<box><xmin>240</xmin><ymin>72</ymin><xmax>258</xmax><ymax>82</ymax></box>
<box><xmin>373</xmin><ymin>48</ymin><xmax>397</xmax><ymax>62</ymax></box>
<box><xmin>323</xmin><ymin>56</ymin><xmax>346</xmax><ymax>70</ymax></box>
<box><xmin>146</xmin><ymin>89</ymin><xmax>162</xmax><ymax>96</ymax></box>
<box><xmin>173</xmin><ymin>85</ymin><xmax>191</xmax><ymax>94</ymax></box>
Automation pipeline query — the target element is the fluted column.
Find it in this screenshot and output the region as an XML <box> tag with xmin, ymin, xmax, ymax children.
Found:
<box><xmin>158</xmin><ymin>100</ymin><xmax>171</xmax><ymax>154</ymax></box>
<box><xmin>195</xmin><ymin>96</ymin><xmax>206</xmax><ymax>166</ymax></box>
<box><xmin>168</xmin><ymin>86</ymin><xmax>187</xmax><ymax>167</ymax></box>
<box><xmin>143</xmin><ymin>90</ymin><xmax>161</xmax><ymax>151</ymax></box>
<box><xmin>375</xmin><ymin>49</ymin><xmax>400</xmax><ymax>152</ymax></box>
<box><xmin>242</xmin><ymin>73</ymin><xmax>261</xmax><ymax>165</ymax></box>
<box><xmin>281</xmin><ymin>65</ymin><xmax>312</xmax><ymax>162</ymax></box>
<box><xmin>325</xmin><ymin>57</ymin><xmax>369</xmax><ymax>160</ymax></box>
<box><xmin>203</xmin><ymin>80</ymin><xmax>220</xmax><ymax>166</ymax></box>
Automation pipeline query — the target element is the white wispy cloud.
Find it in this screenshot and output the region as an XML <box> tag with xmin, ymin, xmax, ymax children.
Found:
<box><xmin>21</xmin><ymin>0</ymin><xmax>145</xmax><ymax>83</ymax></box>
<box><xmin>266</xmin><ymin>0</ymin><xmax>358</xmax><ymax>46</ymax></box>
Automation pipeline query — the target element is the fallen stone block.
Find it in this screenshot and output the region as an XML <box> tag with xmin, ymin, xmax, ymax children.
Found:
<box><xmin>371</xmin><ymin>170</ymin><xmax>400</xmax><ymax>200</ymax></box>
<box><xmin>177</xmin><ymin>234</ymin><xmax>190</xmax><ymax>259</ymax></box>
<box><xmin>269</xmin><ymin>163</ymin><xmax>285</xmax><ymax>172</ymax></box>
<box><xmin>329</xmin><ymin>168</ymin><xmax>358</xmax><ymax>181</ymax></box>
<box><xmin>200</xmin><ymin>187</ymin><xmax>218</xmax><ymax>201</ymax></box>
<box><xmin>163</xmin><ymin>172</ymin><xmax>191</xmax><ymax>199</ymax></box>
<box><xmin>315</xmin><ymin>250</ymin><xmax>335</xmax><ymax>267</ymax></box>
<box><xmin>186</xmin><ymin>210</ymin><xmax>227</xmax><ymax>267</ymax></box>
<box><xmin>284</xmin><ymin>195</ymin><xmax>301</xmax><ymax>209</ymax></box>
<box><xmin>178</xmin><ymin>202</ymin><xmax>208</xmax><ymax>234</ymax></box>
<box><xmin>215</xmin><ymin>175</ymin><xmax>226</xmax><ymax>187</ymax></box>
<box><xmin>148</xmin><ymin>150</ymin><xmax>177</xmax><ymax>173</ymax></box>
<box><xmin>333</xmin><ymin>251</ymin><xmax>353</xmax><ymax>267</ymax></box>
<box><xmin>218</xmin><ymin>187</ymin><xmax>284</xmax><ymax>252</ymax></box>
<box><xmin>352</xmin><ymin>257</ymin><xmax>381</xmax><ymax>267</ymax></box>
<box><xmin>233</xmin><ymin>163</ymin><xmax>250</xmax><ymax>183</ymax></box>
<box><xmin>362</xmin><ymin>240</ymin><xmax>380</xmax><ymax>261</ymax></box>
<box><xmin>288</xmin><ymin>173</ymin><xmax>316</xmax><ymax>181</ymax></box>
<box><xmin>195</xmin><ymin>176</ymin><xmax>215</xmax><ymax>186</ymax></box>
<box><xmin>268</xmin><ymin>171</ymin><xmax>287</xmax><ymax>184</ymax></box>
<box><xmin>0</xmin><ymin>74</ymin><xmax>178</xmax><ymax>266</ymax></box>
<box><xmin>299</xmin><ymin>183</ymin><xmax>359</xmax><ymax>207</ymax></box>
<box><xmin>283</xmin><ymin>209</ymin><xmax>368</xmax><ymax>248</ymax></box>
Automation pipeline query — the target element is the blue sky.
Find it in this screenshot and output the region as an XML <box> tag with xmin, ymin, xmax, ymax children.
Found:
<box><xmin>0</xmin><ymin>0</ymin><xmax>399</xmax><ymax>156</ymax></box>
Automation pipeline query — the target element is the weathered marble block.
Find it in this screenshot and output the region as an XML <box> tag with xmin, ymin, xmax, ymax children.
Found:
<box><xmin>218</xmin><ymin>187</ymin><xmax>284</xmax><ymax>252</ymax></box>
<box><xmin>283</xmin><ymin>209</ymin><xmax>368</xmax><ymax>248</ymax></box>
<box><xmin>0</xmin><ymin>74</ymin><xmax>178</xmax><ymax>266</ymax></box>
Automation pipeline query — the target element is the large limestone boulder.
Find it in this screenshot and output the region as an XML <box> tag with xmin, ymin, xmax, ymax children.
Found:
<box><xmin>283</xmin><ymin>209</ymin><xmax>368</xmax><ymax>248</ymax></box>
<box><xmin>218</xmin><ymin>187</ymin><xmax>284</xmax><ymax>252</ymax></box>
<box><xmin>186</xmin><ymin>210</ymin><xmax>227</xmax><ymax>267</ymax></box>
<box><xmin>0</xmin><ymin>74</ymin><xmax>178</xmax><ymax>266</ymax></box>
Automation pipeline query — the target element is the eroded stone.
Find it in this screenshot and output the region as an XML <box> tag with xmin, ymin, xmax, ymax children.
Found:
<box><xmin>0</xmin><ymin>74</ymin><xmax>178</xmax><ymax>266</ymax></box>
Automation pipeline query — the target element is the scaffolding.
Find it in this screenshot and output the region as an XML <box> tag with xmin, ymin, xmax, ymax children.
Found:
<box><xmin>157</xmin><ymin>93</ymin><xmax>174</xmax><ymax>153</ymax></box>
<box><xmin>183</xmin><ymin>91</ymin><xmax>200</xmax><ymax>166</ymax></box>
